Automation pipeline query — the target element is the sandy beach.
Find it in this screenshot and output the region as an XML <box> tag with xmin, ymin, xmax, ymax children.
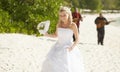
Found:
<box><xmin>0</xmin><ymin>13</ymin><xmax>120</xmax><ymax>72</ymax></box>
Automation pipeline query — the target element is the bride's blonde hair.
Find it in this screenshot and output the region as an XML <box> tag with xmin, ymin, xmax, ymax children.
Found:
<box><xmin>58</xmin><ymin>6</ymin><xmax>73</xmax><ymax>27</ymax></box>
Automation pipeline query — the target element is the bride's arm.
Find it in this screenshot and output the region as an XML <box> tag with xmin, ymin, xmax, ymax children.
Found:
<box><xmin>68</xmin><ymin>23</ymin><xmax>79</xmax><ymax>51</ymax></box>
<box><xmin>44</xmin><ymin>31</ymin><xmax>57</xmax><ymax>38</ymax></box>
<box><xmin>44</xmin><ymin>24</ymin><xmax>58</xmax><ymax>38</ymax></box>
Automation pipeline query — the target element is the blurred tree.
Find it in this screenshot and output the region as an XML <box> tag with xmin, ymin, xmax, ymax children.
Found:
<box><xmin>0</xmin><ymin>0</ymin><xmax>63</xmax><ymax>35</ymax></box>
<box><xmin>0</xmin><ymin>0</ymin><xmax>120</xmax><ymax>35</ymax></box>
<box><xmin>64</xmin><ymin>0</ymin><xmax>120</xmax><ymax>12</ymax></box>
<box><xmin>117</xmin><ymin>0</ymin><xmax>120</xmax><ymax>10</ymax></box>
<box><xmin>84</xmin><ymin>0</ymin><xmax>102</xmax><ymax>12</ymax></box>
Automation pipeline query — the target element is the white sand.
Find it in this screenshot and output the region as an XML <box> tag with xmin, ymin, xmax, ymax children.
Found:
<box><xmin>0</xmin><ymin>14</ymin><xmax>120</xmax><ymax>72</ymax></box>
<box><xmin>79</xmin><ymin>13</ymin><xmax>120</xmax><ymax>72</ymax></box>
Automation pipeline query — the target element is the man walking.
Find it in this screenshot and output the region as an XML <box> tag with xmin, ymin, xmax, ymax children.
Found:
<box><xmin>95</xmin><ymin>13</ymin><xmax>110</xmax><ymax>45</ymax></box>
<box><xmin>72</xmin><ymin>8</ymin><xmax>83</xmax><ymax>41</ymax></box>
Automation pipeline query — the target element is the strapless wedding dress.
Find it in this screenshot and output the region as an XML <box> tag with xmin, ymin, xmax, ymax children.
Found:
<box><xmin>41</xmin><ymin>28</ymin><xmax>85</xmax><ymax>72</ymax></box>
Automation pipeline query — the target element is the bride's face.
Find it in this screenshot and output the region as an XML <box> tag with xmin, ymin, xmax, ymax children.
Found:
<box><xmin>59</xmin><ymin>11</ymin><xmax>69</xmax><ymax>22</ymax></box>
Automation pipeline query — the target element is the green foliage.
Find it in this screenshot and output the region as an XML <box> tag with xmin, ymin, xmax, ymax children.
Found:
<box><xmin>66</xmin><ymin>0</ymin><xmax>120</xmax><ymax>12</ymax></box>
<box><xmin>117</xmin><ymin>0</ymin><xmax>120</xmax><ymax>9</ymax></box>
<box><xmin>0</xmin><ymin>0</ymin><xmax>63</xmax><ymax>35</ymax></box>
<box><xmin>0</xmin><ymin>0</ymin><xmax>120</xmax><ymax>36</ymax></box>
<box><xmin>102</xmin><ymin>0</ymin><xmax>116</xmax><ymax>10</ymax></box>
<box><xmin>96</xmin><ymin>0</ymin><xmax>103</xmax><ymax>13</ymax></box>
<box><xmin>84</xmin><ymin>0</ymin><xmax>99</xmax><ymax>11</ymax></box>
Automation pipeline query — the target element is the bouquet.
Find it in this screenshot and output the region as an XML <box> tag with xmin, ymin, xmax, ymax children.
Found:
<box><xmin>37</xmin><ymin>20</ymin><xmax>50</xmax><ymax>35</ymax></box>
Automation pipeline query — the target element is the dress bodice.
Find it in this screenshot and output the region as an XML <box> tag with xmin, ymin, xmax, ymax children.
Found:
<box><xmin>41</xmin><ymin>28</ymin><xmax>85</xmax><ymax>72</ymax></box>
<box><xmin>57</xmin><ymin>28</ymin><xmax>73</xmax><ymax>45</ymax></box>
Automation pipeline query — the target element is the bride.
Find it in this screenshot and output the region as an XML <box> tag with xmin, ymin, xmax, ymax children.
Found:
<box><xmin>41</xmin><ymin>6</ymin><xmax>85</xmax><ymax>72</ymax></box>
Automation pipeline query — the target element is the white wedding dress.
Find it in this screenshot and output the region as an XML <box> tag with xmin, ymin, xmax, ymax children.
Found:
<box><xmin>41</xmin><ymin>28</ymin><xmax>85</xmax><ymax>72</ymax></box>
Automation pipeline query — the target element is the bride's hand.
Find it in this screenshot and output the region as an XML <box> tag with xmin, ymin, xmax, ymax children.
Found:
<box><xmin>67</xmin><ymin>47</ymin><xmax>73</xmax><ymax>52</ymax></box>
<box><xmin>44</xmin><ymin>32</ymin><xmax>48</xmax><ymax>36</ymax></box>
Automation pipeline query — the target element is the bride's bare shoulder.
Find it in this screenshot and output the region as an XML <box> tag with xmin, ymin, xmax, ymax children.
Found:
<box><xmin>70</xmin><ymin>22</ymin><xmax>77</xmax><ymax>28</ymax></box>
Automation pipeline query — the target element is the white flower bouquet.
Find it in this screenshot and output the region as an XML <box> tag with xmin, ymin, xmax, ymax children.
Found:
<box><xmin>37</xmin><ymin>20</ymin><xmax>50</xmax><ymax>35</ymax></box>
